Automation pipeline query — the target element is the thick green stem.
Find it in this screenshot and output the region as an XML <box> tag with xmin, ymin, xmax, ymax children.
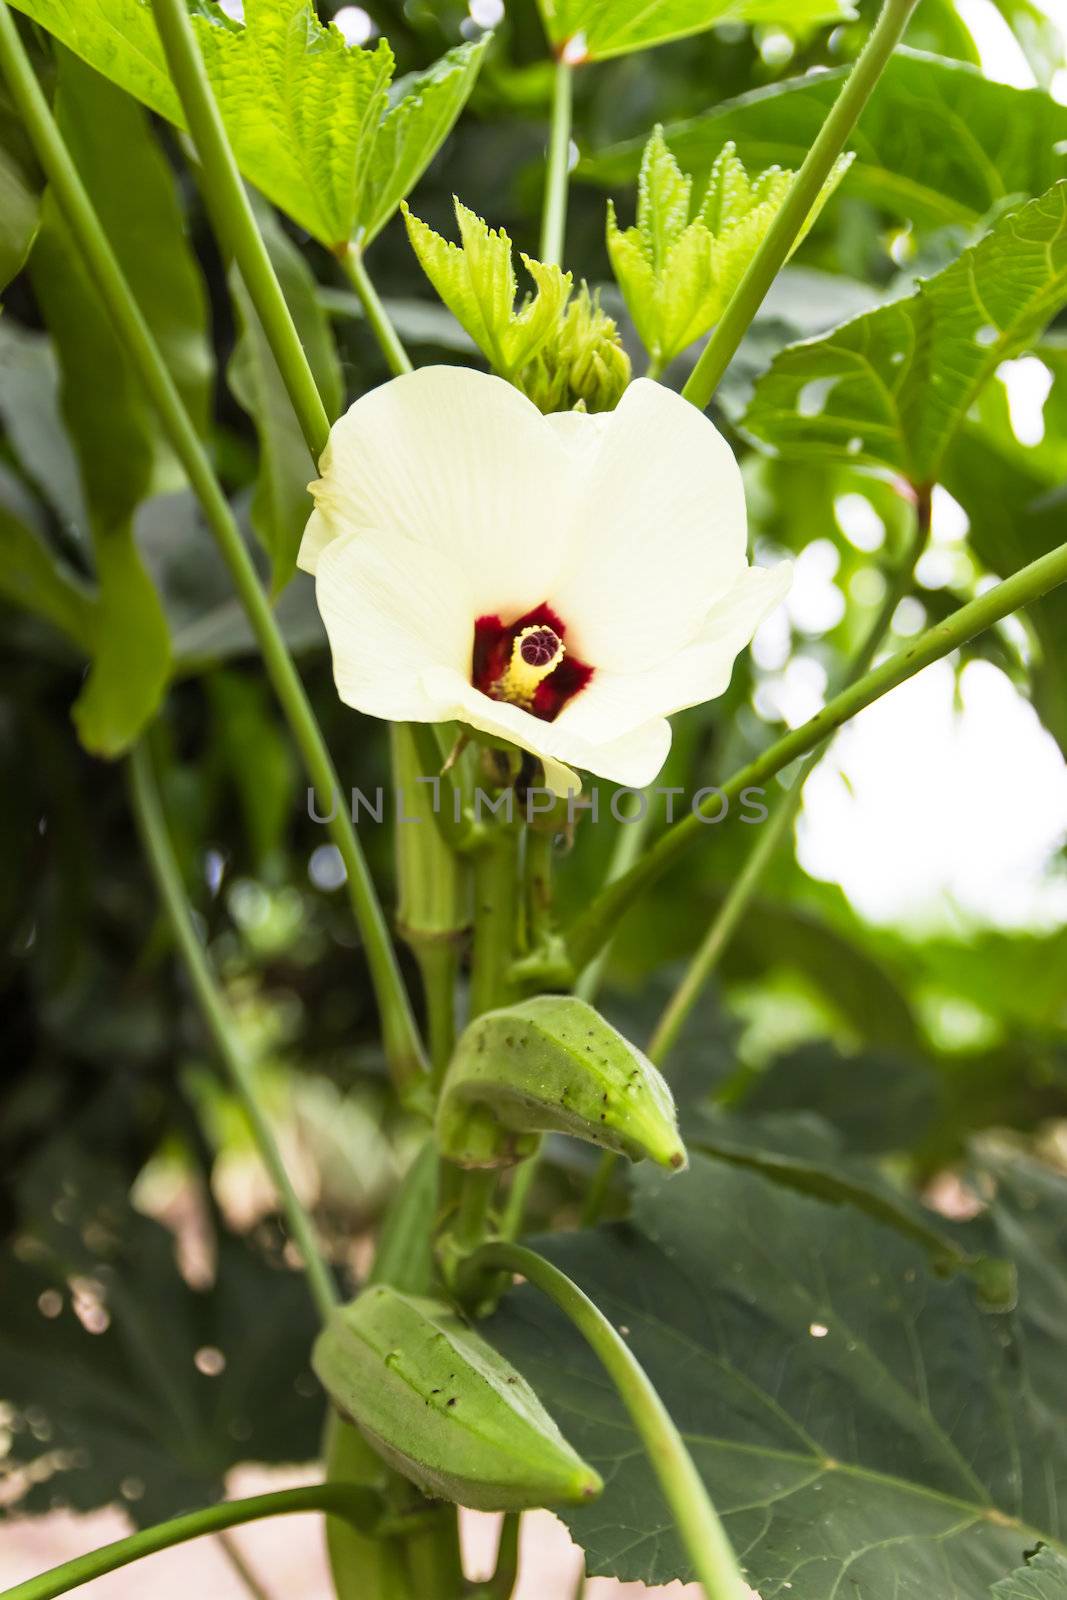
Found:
<box><xmin>483</xmin><ymin>1513</ymin><xmax>520</xmax><ymax>1600</ymax></box>
<box><xmin>475</xmin><ymin>1244</ymin><xmax>749</xmax><ymax>1600</ymax></box>
<box><xmin>682</xmin><ymin>0</ymin><xmax>919</xmax><ymax>411</ymax></box>
<box><xmin>392</xmin><ymin>724</ymin><xmax>468</xmax><ymax>1087</ymax></box>
<box><xmin>0</xmin><ymin>1485</ymin><xmax>380</xmax><ymax>1600</ymax></box>
<box><xmin>341</xmin><ymin>243</ymin><xmax>414</xmax><ymax>377</ymax></box>
<box><xmin>128</xmin><ymin>743</ymin><xmax>339</xmax><ymax>1323</ymax></box>
<box><xmin>469</xmin><ymin>823</ymin><xmax>521</xmax><ymax>1018</ymax></box>
<box><xmin>149</xmin><ymin>0</ymin><xmax>331</xmax><ymax>455</ymax></box>
<box><xmin>540</xmin><ymin>59</ymin><xmax>574</xmax><ymax>267</ymax></box>
<box><xmin>0</xmin><ymin>7</ymin><xmax>428</xmax><ymax>1098</ymax></box>
<box><xmin>566</xmin><ymin>521</ymin><xmax>1067</xmax><ymax>972</ymax></box>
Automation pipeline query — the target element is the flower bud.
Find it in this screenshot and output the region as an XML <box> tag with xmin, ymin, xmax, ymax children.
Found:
<box><xmin>313</xmin><ymin>1286</ymin><xmax>602</xmax><ymax>1511</ymax></box>
<box><xmin>519</xmin><ymin>286</ymin><xmax>631</xmax><ymax>414</ymax></box>
<box><xmin>436</xmin><ymin>994</ymin><xmax>687</xmax><ymax>1170</ymax></box>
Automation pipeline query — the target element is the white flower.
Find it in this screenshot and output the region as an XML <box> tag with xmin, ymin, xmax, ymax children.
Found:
<box><xmin>300</xmin><ymin>366</ymin><xmax>790</xmax><ymax>794</ymax></box>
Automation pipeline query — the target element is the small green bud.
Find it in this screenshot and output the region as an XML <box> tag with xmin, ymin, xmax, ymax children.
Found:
<box><xmin>518</xmin><ymin>286</ymin><xmax>632</xmax><ymax>414</ymax></box>
<box><xmin>313</xmin><ymin>1286</ymin><xmax>603</xmax><ymax>1511</ymax></box>
<box><xmin>436</xmin><ymin>994</ymin><xmax>687</xmax><ymax>1171</ymax></box>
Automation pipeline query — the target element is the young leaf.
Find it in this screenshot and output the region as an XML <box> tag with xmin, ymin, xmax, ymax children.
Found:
<box><xmin>228</xmin><ymin>204</ymin><xmax>343</xmax><ymax>592</ymax></box>
<box><xmin>403</xmin><ymin>198</ymin><xmax>572</xmax><ymax>380</ymax></box>
<box><xmin>490</xmin><ymin>1153</ymin><xmax>1066</xmax><ymax>1595</ymax></box>
<box><xmin>607</xmin><ymin>130</ymin><xmax>849</xmax><ymax>372</ymax></box>
<box><xmin>742</xmin><ymin>182</ymin><xmax>1067</xmax><ymax>487</ymax></box>
<box><xmin>584</xmin><ymin>51</ymin><xmax>1067</xmax><ymax>230</ymax></box>
<box><xmin>534</xmin><ymin>0</ymin><xmax>853</xmax><ymax>63</ymax></box>
<box><xmin>71</xmin><ymin>528</ymin><xmax>172</xmax><ymax>757</ymax></box>
<box><xmin>8</xmin><ymin>0</ymin><xmax>488</xmax><ymax>251</ymax></box>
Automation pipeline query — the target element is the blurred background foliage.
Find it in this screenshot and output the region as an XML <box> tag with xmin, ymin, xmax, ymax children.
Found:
<box><xmin>2</xmin><ymin>0</ymin><xmax>1067</xmax><ymax>1542</ymax></box>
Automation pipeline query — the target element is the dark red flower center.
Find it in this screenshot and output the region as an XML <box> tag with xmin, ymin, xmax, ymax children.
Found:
<box><xmin>472</xmin><ymin>603</ymin><xmax>594</xmax><ymax>722</ymax></box>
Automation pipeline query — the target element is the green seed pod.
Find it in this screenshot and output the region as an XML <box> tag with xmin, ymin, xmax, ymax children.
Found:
<box><xmin>313</xmin><ymin>1286</ymin><xmax>602</xmax><ymax>1512</ymax></box>
<box><xmin>436</xmin><ymin>994</ymin><xmax>687</xmax><ymax>1171</ymax></box>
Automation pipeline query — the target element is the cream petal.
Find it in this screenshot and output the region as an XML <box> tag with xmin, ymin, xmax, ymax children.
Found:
<box><xmin>298</xmin><ymin>506</ymin><xmax>333</xmax><ymax>575</ymax></box>
<box><xmin>299</xmin><ymin>366</ymin><xmax>577</xmax><ymax>617</ymax></box>
<box><xmin>314</xmin><ymin>530</ymin><xmax>473</xmax><ymax>722</ymax></box>
<box><xmin>548</xmin><ymin>378</ymin><xmax>749</xmax><ymax>673</ymax></box>
<box><xmin>421</xmin><ymin>667</ymin><xmax>673</xmax><ymax>793</ymax></box>
<box><xmin>555</xmin><ymin>562</ymin><xmax>792</xmax><ymax>742</ymax></box>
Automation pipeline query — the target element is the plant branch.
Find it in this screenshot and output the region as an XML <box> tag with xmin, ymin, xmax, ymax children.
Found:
<box><xmin>648</xmin><ymin>491</ymin><xmax>932</xmax><ymax>1065</ymax></box>
<box><xmin>540</xmin><ymin>59</ymin><xmax>574</xmax><ymax>267</ymax></box>
<box><xmin>341</xmin><ymin>243</ymin><xmax>414</xmax><ymax>377</ymax></box>
<box><xmin>0</xmin><ymin>1485</ymin><xmax>380</xmax><ymax>1600</ymax></box>
<box><xmin>149</xmin><ymin>0</ymin><xmax>331</xmax><ymax>457</ymax></box>
<box><xmin>682</xmin><ymin>0</ymin><xmax>920</xmax><ymax>411</ymax></box>
<box><xmin>565</xmin><ymin>518</ymin><xmax>1067</xmax><ymax>972</ymax></box>
<box><xmin>216</xmin><ymin>1532</ymin><xmax>273</xmax><ymax>1600</ymax></box>
<box><xmin>128</xmin><ymin>742</ymin><xmax>339</xmax><ymax>1322</ymax></box>
<box><xmin>474</xmin><ymin>1243</ymin><xmax>749</xmax><ymax>1600</ymax></box>
<box><xmin>0</xmin><ymin>5</ymin><xmax>428</xmax><ymax>1099</ymax></box>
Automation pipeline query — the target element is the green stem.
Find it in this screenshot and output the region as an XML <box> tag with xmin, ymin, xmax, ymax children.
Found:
<box><xmin>0</xmin><ymin>1486</ymin><xmax>380</xmax><ymax>1600</ymax></box>
<box><xmin>149</xmin><ymin>0</ymin><xmax>331</xmax><ymax>456</ymax></box>
<box><xmin>474</xmin><ymin>1244</ymin><xmax>749</xmax><ymax>1600</ymax></box>
<box><xmin>483</xmin><ymin>1513</ymin><xmax>520</xmax><ymax>1600</ymax></box>
<box><xmin>647</xmin><ymin>786</ymin><xmax>801</xmax><ymax>1064</ymax></box>
<box><xmin>584</xmin><ymin>498</ymin><xmax>932</xmax><ymax>1227</ymax></box>
<box><xmin>540</xmin><ymin>58</ymin><xmax>574</xmax><ymax>267</ymax></box>
<box><xmin>682</xmin><ymin>0</ymin><xmax>919</xmax><ymax>411</ymax></box>
<box><xmin>565</xmin><ymin>518</ymin><xmax>1067</xmax><ymax>972</ymax></box>
<box><xmin>409</xmin><ymin>720</ymin><xmax>482</xmax><ymax>854</ymax></box>
<box><xmin>341</xmin><ymin>243</ymin><xmax>414</xmax><ymax>377</ymax></box>
<box><xmin>469</xmin><ymin>823</ymin><xmax>521</xmax><ymax>1018</ymax></box>
<box><xmin>574</xmin><ymin>800</ymin><xmax>653</xmax><ymax>1002</ymax></box>
<box><xmin>0</xmin><ymin>7</ymin><xmax>428</xmax><ymax>1099</ymax></box>
<box><xmin>128</xmin><ymin>742</ymin><xmax>339</xmax><ymax>1323</ymax></box>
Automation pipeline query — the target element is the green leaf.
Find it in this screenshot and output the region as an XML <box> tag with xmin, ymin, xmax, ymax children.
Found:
<box><xmin>742</xmin><ymin>182</ymin><xmax>1067</xmax><ymax>488</ymax></box>
<box><xmin>1</xmin><ymin>1156</ymin><xmax>322</xmax><ymax>1527</ymax></box>
<box><xmin>583</xmin><ymin>51</ymin><xmax>1067</xmax><ymax>229</ymax></box>
<box><xmin>0</xmin><ymin>81</ymin><xmax>40</xmax><ymax>295</ymax></box>
<box><xmin>489</xmin><ymin>1154</ymin><xmax>1066</xmax><ymax>1595</ymax></box>
<box><xmin>24</xmin><ymin>52</ymin><xmax>214</xmax><ymax>751</ymax></box>
<box><xmin>607</xmin><ymin>128</ymin><xmax>849</xmax><ymax>371</ymax></box>
<box><xmin>0</xmin><ymin>504</ymin><xmax>94</xmax><ymax>646</ymax></box>
<box><xmin>228</xmin><ymin>204</ymin><xmax>342</xmax><ymax>592</ymax></box>
<box><xmin>8</xmin><ymin>0</ymin><xmax>488</xmax><ymax>250</ymax></box>
<box><xmin>993</xmin><ymin>1548</ymin><xmax>1067</xmax><ymax>1600</ymax></box>
<box><xmin>534</xmin><ymin>0</ymin><xmax>853</xmax><ymax>62</ymax></box>
<box><xmin>689</xmin><ymin>1107</ymin><xmax>1014</xmax><ymax>1303</ymax></box>
<box><xmin>403</xmin><ymin>198</ymin><xmax>572</xmax><ymax>380</ymax></box>
<box><xmin>359</xmin><ymin>37</ymin><xmax>491</xmax><ymax>249</ymax></box>
<box><xmin>941</xmin><ymin>379</ymin><xmax>1067</xmax><ymax>757</ymax></box>
<box><xmin>70</xmin><ymin>528</ymin><xmax>172</xmax><ymax>757</ymax></box>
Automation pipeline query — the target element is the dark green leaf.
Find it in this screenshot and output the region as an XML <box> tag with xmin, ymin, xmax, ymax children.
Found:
<box><xmin>582</xmin><ymin>51</ymin><xmax>1067</xmax><ymax>228</ymax></box>
<box><xmin>742</xmin><ymin>183</ymin><xmax>1067</xmax><ymax>488</ymax></box>
<box><xmin>490</xmin><ymin>1154</ymin><xmax>1063</xmax><ymax>1595</ymax></box>
<box><xmin>738</xmin><ymin>1039</ymin><xmax>942</xmax><ymax>1153</ymax></box>
<box><xmin>228</xmin><ymin>205</ymin><xmax>342</xmax><ymax>591</ymax></box>
<box><xmin>0</xmin><ymin>1158</ymin><xmax>322</xmax><ymax>1527</ymax></box>
<box><xmin>535</xmin><ymin>0</ymin><xmax>852</xmax><ymax>63</ymax></box>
